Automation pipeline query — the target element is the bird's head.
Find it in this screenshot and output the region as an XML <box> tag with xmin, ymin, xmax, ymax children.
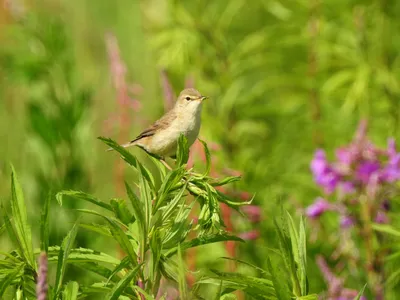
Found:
<box><xmin>175</xmin><ymin>88</ymin><xmax>207</xmax><ymax>113</ymax></box>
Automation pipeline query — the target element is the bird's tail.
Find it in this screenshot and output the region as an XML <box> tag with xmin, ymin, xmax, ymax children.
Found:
<box><xmin>106</xmin><ymin>141</ymin><xmax>136</xmax><ymax>152</ymax></box>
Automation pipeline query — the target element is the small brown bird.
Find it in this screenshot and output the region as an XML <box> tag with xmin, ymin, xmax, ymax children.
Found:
<box><xmin>112</xmin><ymin>88</ymin><xmax>207</xmax><ymax>158</ymax></box>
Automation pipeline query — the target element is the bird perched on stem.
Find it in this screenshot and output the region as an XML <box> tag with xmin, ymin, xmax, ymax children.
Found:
<box><xmin>109</xmin><ymin>88</ymin><xmax>207</xmax><ymax>161</ymax></box>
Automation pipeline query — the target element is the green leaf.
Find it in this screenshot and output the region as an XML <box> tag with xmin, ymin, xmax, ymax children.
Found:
<box><xmin>0</xmin><ymin>263</ymin><xmax>24</xmax><ymax>297</ymax></box>
<box><xmin>125</xmin><ymin>182</ymin><xmax>146</xmax><ymax>241</ymax></box>
<box><xmin>56</xmin><ymin>190</ymin><xmax>113</xmax><ymax>211</ymax></box>
<box><xmin>79</xmin><ymin>223</ymin><xmax>112</xmax><ymax>237</ymax></box>
<box><xmin>62</xmin><ymin>281</ymin><xmax>79</xmax><ymax>300</ymax></box>
<box><xmin>1</xmin><ymin>208</ymin><xmax>19</xmax><ymax>250</ymax></box>
<box><xmin>353</xmin><ymin>284</ymin><xmax>367</xmax><ymax>300</ymax></box>
<box><xmin>176</xmin><ymin>134</ymin><xmax>189</xmax><ymax>167</ymax></box>
<box><xmin>105</xmin><ymin>218</ymin><xmax>138</xmax><ymax>267</ymax></box>
<box><xmin>53</xmin><ymin>220</ymin><xmax>80</xmax><ymax>299</ymax></box>
<box><xmin>46</xmin><ymin>246</ymin><xmax>120</xmax><ymax>265</ymax></box>
<box><xmin>298</xmin><ymin>216</ymin><xmax>308</xmax><ymax>296</ymax></box>
<box><xmin>107</xmin><ymin>264</ymin><xmax>141</xmax><ymax>300</ymax></box>
<box><xmin>40</xmin><ymin>192</ymin><xmax>51</xmax><ymax>253</ymax></box>
<box><xmin>372</xmin><ymin>223</ymin><xmax>400</xmax><ymax>237</ymax></box>
<box><xmin>160</xmin><ymin>184</ymin><xmax>187</xmax><ymax>224</ymax></box>
<box><xmin>0</xmin><ymin>224</ymin><xmax>5</xmax><ymax>236</ymax></box>
<box><xmin>99</xmin><ymin>137</ymin><xmax>155</xmax><ymax>190</ymax></box>
<box><xmin>155</xmin><ymin>167</ymin><xmax>186</xmax><ymax>210</ymax></box>
<box><xmin>165</xmin><ymin>233</ymin><xmax>243</xmax><ymax>257</ymax></box>
<box><xmin>203</xmin><ymin>269</ymin><xmax>275</xmax><ymax>296</ymax></box>
<box><xmin>266</xmin><ymin>256</ymin><xmax>292</xmax><ymax>300</ymax></box>
<box><xmin>211</xmin><ymin>176</ymin><xmax>241</xmax><ymax>187</ymax></box>
<box><xmin>110</xmin><ymin>198</ymin><xmax>134</xmax><ymax>225</ymax></box>
<box><xmin>106</xmin><ymin>256</ymin><xmax>132</xmax><ymax>284</ymax></box>
<box><xmin>198</xmin><ymin>139</ymin><xmax>211</xmax><ymax>176</ymax></box>
<box><xmin>74</xmin><ymin>263</ymin><xmax>115</xmax><ymax>282</ymax></box>
<box><xmin>10</xmin><ymin>165</ymin><xmax>35</xmax><ymax>269</ymax></box>
<box><xmin>298</xmin><ymin>295</ymin><xmax>319</xmax><ymax>300</ymax></box>
<box><xmin>177</xmin><ymin>245</ymin><xmax>188</xmax><ymax>299</ymax></box>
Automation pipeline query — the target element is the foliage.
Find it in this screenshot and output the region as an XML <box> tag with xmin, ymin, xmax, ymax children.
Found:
<box><xmin>0</xmin><ymin>137</ymin><xmax>249</xmax><ymax>299</ymax></box>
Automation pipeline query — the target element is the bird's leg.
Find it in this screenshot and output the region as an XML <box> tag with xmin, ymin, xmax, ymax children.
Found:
<box><xmin>160</xmin><ymin>157</ymin><xmax>172</xmax><ymax>170</ymax></box>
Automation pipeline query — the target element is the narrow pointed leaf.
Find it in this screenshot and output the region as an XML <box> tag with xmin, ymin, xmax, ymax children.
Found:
<box><xmin>40</xmin><ymin>192</ymin><xmax>51</xmax><ymax>253</ymax></box>
<box><xmin>99</xmin><ymin>137</ymin><xmax>155</xmax><ymax>189</ymax></box>
<box><xmin>107</xmin><ymin>264</ymin><xmax>141</xmax><ymax>300</ymax></box>
<box><xmin>56</xmin><ymin>190</ymin><xmax>113</xmax><ymax>211</ymax></box>
<box><xmin>54</xmin><ymin>220</ymin><xmax>80</xmax><ymax>299</ymax></box>
<box><xmin>353</xmin><ymin>284</ymin><xmax>367</xmax><ymax>300</ymax></box>
<box><xmin>0</xmin><ymin>263</ymin><xmax>24</xmax><ymax>297</ymax></box>
<box><xmin>198</xmin><ymin>139</ymin><xmax>211</xmax><ymax>176</ymax></box>
<box><xmin>63</xmin><ymin>281</ymin><xmax>79</xmax><ymax>300</ymax></box>
<box><xmin>176</xmin><ymin>134</ymin><xmax>189</xmax><ymax>166</ymax></box>
<box><xmin>165</xmin><ymin>233</ymin><xmax>243</xmax><ymax>257</ymax></box>
<box><xmin>10</xmin><ymin>165</ymin><xmax>35</xmax><ymax>269</ymax></box>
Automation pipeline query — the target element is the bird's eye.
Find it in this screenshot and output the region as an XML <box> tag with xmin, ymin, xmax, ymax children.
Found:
<box><xmin>185</xmin><ymin>96</ymin><xmax>191</xmax><ymax>101</ymax></box>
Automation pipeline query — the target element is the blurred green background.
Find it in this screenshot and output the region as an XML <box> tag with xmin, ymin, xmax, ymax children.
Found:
<box><xmin>1</xmin><ymin>0</ymin><xmax>399</xmax><ymax>297</ymax></box>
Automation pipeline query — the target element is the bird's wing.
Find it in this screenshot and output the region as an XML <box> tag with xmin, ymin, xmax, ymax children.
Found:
<box><xmin>130</xmin><ymin>109</ymin><xmax>177</xmax><ymax>144</ymax></box>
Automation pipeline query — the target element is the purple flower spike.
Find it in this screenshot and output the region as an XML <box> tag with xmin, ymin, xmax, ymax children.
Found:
<box><xmin>306</xmin><ymin>197</ymin><xmax>331</xmax><ymax>219</ymax></box>
<box><xmin>388</xmin><ymin>138</ymin><xmax>397</xmax><ymax>157</ymax></box>
<box><xmin>356</xmin><ymin>161</ymin><xmax>380</xmax><ymax>184</ymax></box>
<box><xmin>340</xmin><ymin>215</ymin><xmax>354</xmax><ymax>228</ymax></box>
<box><xmin>311</xmin><ymin>150</ymin><xmax>340</xmax><ymax>194</ymax></box>
<box><xmin>311</xmin><ymin>149</ymin><xmax>329</xmax><ymax>175</ymax></box>
<box><xmin>339</xmin><ymin>181</ymin><xmax>355</xmax><ymax>195</ymax></box>
<box><xmin>375</xmin><ymin>211</ymin><xmax>388</xmax><ymax>224</ymax></box>
<box><xmin>383</xmin><ymin>153</ymin><xmax>400</xmax><ymax>182</ymax></box>
<box><xmin>36</xmin><ymin>252</ymin><xmax>48</xmax><ymax>300</ymax></box>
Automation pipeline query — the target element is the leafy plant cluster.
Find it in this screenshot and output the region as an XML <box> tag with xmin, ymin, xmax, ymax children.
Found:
<box><xmin>0</xmin><ymin>136</ymin><xmax>331</xmax><ymax>299</ymax></box>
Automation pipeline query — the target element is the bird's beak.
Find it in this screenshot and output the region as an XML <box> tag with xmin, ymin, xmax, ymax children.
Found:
<box><xmin>200</xmin><ymin>96</ymin><xmax>208</xmax><ymax>101</ymax></box>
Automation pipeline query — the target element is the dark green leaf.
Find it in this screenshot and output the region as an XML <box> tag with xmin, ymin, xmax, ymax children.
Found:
<box><xmin>176</xmin><ymin>134</ymin><xmax>189</xmax><ymax>166</ymax></box>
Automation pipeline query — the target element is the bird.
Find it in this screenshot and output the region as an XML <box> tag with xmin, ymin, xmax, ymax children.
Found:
<box><xmin>109</xmin><ymin>88</ymin><xmax>207</xmax><ymax>159</ymax></box>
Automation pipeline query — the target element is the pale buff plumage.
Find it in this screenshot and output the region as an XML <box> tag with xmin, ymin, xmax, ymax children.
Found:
<box><xmin>115</xmin><ymin>88</ymin><xmax>207</xmax><ymax>158</ymax></box>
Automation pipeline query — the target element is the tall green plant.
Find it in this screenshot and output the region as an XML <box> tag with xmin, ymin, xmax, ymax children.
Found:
<box><xmin>0</xmin><ymin>136</ymin><xmax>249</xmax><ymax>299</ymax></box>
<box><xmin>197</xmin><ymin>211</ymin><xmax>319</xmax><ymax>299</ymax></box>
